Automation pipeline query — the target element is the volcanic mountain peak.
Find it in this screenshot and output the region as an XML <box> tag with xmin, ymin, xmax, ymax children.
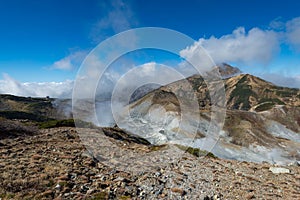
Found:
<box><xmin>216</xmin><ymin>63</ymin><xmax>242</xmax><ymax>78</ymax></box>
<box><xmin>122</xmin><ymin>69</ymin><xmax>300</xmax><ymax>164</ymax></box>
<box><xmin>144</xmin><ymin>71</ymin><xmax>299</xmax><ymax>112</ymax></box>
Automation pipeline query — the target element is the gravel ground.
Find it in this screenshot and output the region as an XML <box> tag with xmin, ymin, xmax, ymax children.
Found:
<box><xmin>0</xmin><ymin>127</ymin><xmax>299</xmax><ymax>199</ymax></box>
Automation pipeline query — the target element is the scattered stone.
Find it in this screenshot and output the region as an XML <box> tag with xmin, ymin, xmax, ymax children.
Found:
<box><xmin>1</xmin><ymin>127</ymin><xmax>300</xmax><ymax>199</ymax></box>
<box><xmin>171</xmin><ymin>188</ymin><xmax>186</xmax><ymax>196</ymax></box>
<box><xmin>114</xmin><ymin>176</ymin><xmax>125</xmax><ymax>182</ymax></box>
<box><xmin>269</xmin><ymin>167</ymin><xmax>291</xmax><ymax>174</ymax></box>
<box><xmin>213</xmin><ymin>193</ymin><xmax>222</xmax><ymax>200</ymax></box>
<box><xmin>31</xmin><ymin>154</ymin><xmax>42</xmax><ymax>160</ymax></box>
<box><xmin>288</xmin><ymin>161</ymin><xmax>300</xmax><ymax>167</ymax></box>
<box><xmin>40</xmin><ymin>190</ymin><xmax>53</xmax><ymax>197</ymax></box>
<box><xmin>245</xmin><ymin>193</ymin><xmax>255</xmax><ymax>199</ymax></box>
<box><xmin>235</xmin><ymin>171</ymin><xmax>243</xmax><ymax>176</ymax></box>
<box><xmin>80</xmin><ymin>185</ymin><xmax>89</xmax><ymax>193</ymax></box>
<box><xmin>55</xmin><ymin>184</ymin><xmax>61</xmax><ymax>190</ymax></box>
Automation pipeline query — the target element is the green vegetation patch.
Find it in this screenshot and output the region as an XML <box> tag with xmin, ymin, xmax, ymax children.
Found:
<box><xmin>255</xmin><ymin>102</ymin><xmax>275</xmax><ymax>112</ymax></box>
<box><xmin>175</xmin><ymin>144</ymin><xmax>217</xmax><ymax>158</ymax></box>
<box><xmin>188</xmin><ymin>76</ymin><xmax>205</xmax><ymax>91</ymax></box>
<box><xmin>0</xmin><ymin>111</ymin><xmax>49</xmax><ymax>122</ymax></box>
<box><xmin>39</xmin><ymin>119</ymin><xmax>97</xmax><ymax>129</ymax></box>
<box><xmin>0</xmin><ymin>193</ymin><xmax>15</xmax><ymax>199</ymax></box>
<box><xmin>150</xmin><ymin>144</ymin><xmax>168</xmax><ymax>151</ymax></box>
<box><xmin>102</xmin><ymin>127</ymin><xmax>151</xmax><ymax>145</ymax></box>
<box><xmin>90</xmin><ymin>191</ymin><xmax>109</xmax><ymax>200</ymax></box>
<box><xmin>39</xmin><ymin>119</ymin><xmax>75</xmax><ymax>129</ymax></box>
<box><xmin>275</xmin><ymin>88</ymin><xmax>298</xmax><ymax>97</ymax></box>
<box><xmin>27</xmin><ymin>101</ymin><xmax>53</xmax><ymax>113</ymax></box>
<box><xmin>229</xmin><ymin>80</ymin><xmax>257</xmax><ymax>110</ymax></box>
<box><xmin>258</xmin><ymin>98</ymin><xmax>285</xmax><ymax>105</ymax></box>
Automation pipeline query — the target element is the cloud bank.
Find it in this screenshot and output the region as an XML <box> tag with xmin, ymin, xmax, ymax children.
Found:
<box><xmin>0</xmin><ymin>74</ymin><xmax>73</xmax><ymax>98</ymax></box>
<box><xmin>180</xmin><ymin>27</ymin><xmax>280</xmax><ymax>65</ymax></box>
<box><xmin>181</xmin><ymin>17</ymin><xmax>300</xmax><ymax>67</ymax></box>
<box><xmin>0</xmin><ymin>62</ymin><xmax>185</xmax><ymax>99</ymax></box>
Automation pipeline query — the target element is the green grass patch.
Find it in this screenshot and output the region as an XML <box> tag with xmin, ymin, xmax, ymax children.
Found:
<box><xmin>39</xmin><ymin>119</ymin><xmax>96</xmax><ymax>129</ymax></box>
<box><xmin>191</xmin><ymin>78</ymin><xmax>205</xmax><ymax>91</ymax></box>
<box><xmin>119</xmin><ymin>196</ymin><xmax>131</xmax><ymax>200</ymax></box>
<box><xmin>175</xmin><ymin>144</ymin><xmax>217</xmax><ymax>158</ymax></box>
<box><xmin>275</xmin><ymin>89</ymin><xmax>298</xmax><ymax>97</ymax></box>
<box><xmin>150</xmin><ymin>144</ymin><xmax>167</xmax><ymax>151</ymax></box>
<box><xmin>255</xmin><ymin>102</ymin><xmax>275</xmax><ymax>112</ymax></box>
<box><xmin>39</xmin><ymin>119</ymin><xmax>75</xmax><ymax>129</ymax></box>
<box><xmin>27</xmin><ymin>101</ymin><xmax>53</xmax><ymax>112</ymax></box>
<box><xmin>229</xmin><ymin>84</ymin><xmax>256</xmax><ymax>110</ymax></box>
<box><xmin>0</xmin><ymin>193</ymin><xmax>15</xmax><ymax>199</ymax></box>
<box><xmin>90</xmin><ymin>191</ymin><xmax>109</xmax><ymax>200</ymax></box>
<box><xmin>228</xmin><ymin>75</ymin><xmax>258</xmax><ymax>110</ymax></box>
<box><xmin>258</xmin><ymin>98</ymin><xmax>285</xmax><ymax>105</ymax></box>
<box><xmin>0</xmin><ymin>111</ymin><xmax>50</xmax><ymax>122</ymax></box>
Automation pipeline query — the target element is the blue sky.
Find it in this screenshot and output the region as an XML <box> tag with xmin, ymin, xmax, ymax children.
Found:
<box><xmin>0</xmin><ymin>0</ymin><xmax>300</xmax><ymax>97</ymax></box>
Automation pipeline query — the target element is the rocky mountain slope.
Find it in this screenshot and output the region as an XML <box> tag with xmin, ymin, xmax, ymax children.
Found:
<box><xmin>128</xmin><ymin>63</ymin><xmax>242</xmax><ymax>106</ymax></box>
<box><xmin>117</xmin><ymin>67</ymin><xmax>300</xmax><ymax>165</ymax></box>
<box><xmin>0</xmin><ymin>94</ymin><xmax>70</xmax><ymax>121</ymax></box>
<box><xmin>153</xmin><ymin>72</ymin><xmax>300</xmax><ymax>112</ymax></box>
<box><xmin>225</xmin><ymin>74</ymin><xmax>300</xmax><ymax>110</ymax></box>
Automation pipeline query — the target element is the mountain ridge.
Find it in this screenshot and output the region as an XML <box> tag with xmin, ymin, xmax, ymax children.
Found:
<box><xmin>120</xmin><ymin>66</ymin><xmax>300</xmax><ymax>165</ymax></box>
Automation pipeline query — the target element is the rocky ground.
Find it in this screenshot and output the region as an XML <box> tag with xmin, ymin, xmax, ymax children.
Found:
<box><xmin>0</xmin><ymin>126</ymin><xmax>300</xmax><ymax>200</ymax></box>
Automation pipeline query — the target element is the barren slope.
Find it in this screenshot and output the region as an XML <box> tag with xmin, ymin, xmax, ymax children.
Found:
<box><xmin>0</xmin><ymin>126</ymin><xmax>299</xmax><ymax>199</ymax></box>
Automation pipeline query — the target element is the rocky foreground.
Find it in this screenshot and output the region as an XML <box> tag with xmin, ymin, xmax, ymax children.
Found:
<box><xmin>0</xmin><ymin>126</ymin><xmax>300</xmax><ymax>200</ymax></box>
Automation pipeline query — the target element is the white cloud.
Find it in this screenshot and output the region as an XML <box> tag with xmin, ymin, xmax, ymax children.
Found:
<box><xmin>0</xmin><ymin>73</ymin><xmax>73</xmax><ymax>98</ymax></box>
<box><xmin>181</xmin><ymin>27</ymin><xmax>280</xmax><ymax>65</ymax></box>
<box><xmin>269</xmin><ymin>17</ymin><xmax>285</xmax><ymax>31</ymax></box>
<box><xmin>286</xmin><ymin>17</ymin><xmax>300</xmax><ymax>51</ymax></box>
<box><xmin>53</xmin><ymin>57</ymin><xmax>73</xmax><ymax>70</ymax></box>
<box><xmin>102</xmin><ymin>0</ymin><xmax>132</xmax><ymax>33</ymax></box>
<box><xmin>52</xmin><ymin>51</ymin><xmax>87</xmax><ymax>70</ymax></box>
<box><xmin>260</xmin><ymin>73</ymin><xmax>300</xmax><ymax>88</ymax></box>
<box><xmin>90</xmin><ymin>0</ymin><xmax>137</xmax><ymax>43</ymax></box>
<box><xmin>178</xmin><ymin>17</ymin><xmax>300</xmax><ymax>88</ymax></box>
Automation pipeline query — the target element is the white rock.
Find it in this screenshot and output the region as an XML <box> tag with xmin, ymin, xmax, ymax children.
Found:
<box><xmin>288</xmin><ymin>161</ymin><xmax>300</xmax><ymax>166</ymax></box>
<box><xmin>269</xmin><ymin>167</ymin><xmax>290</xmax><ymax>174</ymax></box>
<box><xmin>55</xmin><ymin>184</ymin><xmax>61</xmax><ymax>190</ymax></box>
